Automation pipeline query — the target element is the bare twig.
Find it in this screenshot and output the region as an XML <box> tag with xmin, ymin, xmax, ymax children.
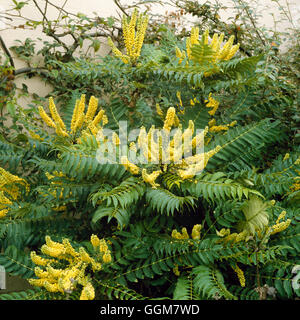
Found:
<box><xmin>14</xmin><ymin>67</ymin><xmax>48</xmax><ymax>76</ymax></box>
<box><xmin>0</xmin><ymin>35</ymin><xmax>15</xmax><ymax>69</ymax></box>
<box><xmin>113</xmin><ymin>0</ymin><xmax>129</xmax><ymax>17</ymax></box>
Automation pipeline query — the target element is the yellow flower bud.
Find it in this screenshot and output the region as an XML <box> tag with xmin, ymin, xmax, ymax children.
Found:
<box><xmin>80</xmin><ymin>282</ymin><xmax>95</xmax><ymax>300</ymax></box>
<box><xmin>102</xmin><ymin>251</ymin><xmax>112</xmax><ymax>263</ymax></box>
<box><xmin>90</xmin><ymin>234</ymin><xmax>101</xmax><ymax>248</ymax></box>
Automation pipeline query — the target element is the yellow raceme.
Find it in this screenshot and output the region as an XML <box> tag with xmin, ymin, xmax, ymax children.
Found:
<box><xmin>232</xmin><ymin>264</ymin><xmax>246</xmax><ymax>287</ymax></box>
<box><xmin>176</xmin><ymin>27</ymin><xmax>240</xmax><ymax>68</ymax></box>
<box><xmin>38</xmin><ymin>95</ymin><xmax>108</xmax><ymax>142</ymax></box>
<box><xmin>120</xmin><ymin>107</ymin><xmax>222</xmax><ymax>186</ymax></box>
<box><xmin>0</xmin><ymin>168</ymin><xmax>29</xmax><ymax>219</ymax></box>
<box><xmin>108</xmin><ymin>9</ymin><xmax>149</xmax><ymax>64</ymax></box>
<box><xmin>28</xmin><ymin>234</ymin><xmax>112</xmax><ymax>300</ymax></box>
<box><xmin>171</xmin><ymin>224</ymin><xmax>202</xmax><ymax>240</ymax></box>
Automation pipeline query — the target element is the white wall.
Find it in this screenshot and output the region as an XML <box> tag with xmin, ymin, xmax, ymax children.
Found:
<box><xmin>0</xmin><ymin>0</ymin><xmax>299</xmax><ymax>107</ymax></box>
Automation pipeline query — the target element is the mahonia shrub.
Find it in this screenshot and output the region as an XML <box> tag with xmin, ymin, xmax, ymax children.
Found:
<box><xmin>0</xmin><ymin>9</ymin><xmax>299</xmax><ymax>301</ymax></box>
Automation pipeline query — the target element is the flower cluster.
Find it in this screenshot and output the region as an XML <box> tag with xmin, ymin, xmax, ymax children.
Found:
<box><xmin>0</xmin><ymin>167</ymin><xmax>29</xmax><ymax>219</ymax></box>
<box><xmin>120</xmin><ymin>107</ymin><xmax>221</xmax><ymax>186</ymax></box>
<box><xmin>28</xmin><ymin>235</ymin><xmax>112</xmax><ymax>300</ymax></box>
<box><xmin>216</xmin><ymin>228</ymin><xmax>250</xmax><ymax>244</ymax></box>
<box><xmin>0</xmin><ymin>191</ymin><xmax>12</xmax><ymax>218</ymax></box>
<box><xmin>171</xmin><ymin>224</ymin><xmax>202</xmax><ymax>240</ymax></box>
<box><xmin>38</xmin><ymin>95</ymin><xmax>108</xmax><ymax>142</ymax></box>
<box><xmin>232</xmin><ymin>264</ymin><xmax>246</xmax><ymax>287</ymax></box>
<box><xmin>216</xmin><ymin>209</ymin><xmax>292</xmax><ymax>245</ymax></box>
<box><xmin>176</xmin><ymin>27</ymin><xmax>240</xmax><ymax>66</ymax></box>
<box><xmin>40</xmin><ymin>170</ymin><xmax>74</xmax><ymax>212</ymax></box>
<box><xmin>108</xmin><ymin>9</ymin><xmax>149</xmax><ymax>64</ymax></box>
<box><xmin>269</xmin><ymin>211</ymin><xmax>291</xmax><ymax>235</ymax></box>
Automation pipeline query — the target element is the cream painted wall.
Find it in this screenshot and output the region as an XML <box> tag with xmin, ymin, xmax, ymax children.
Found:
<box><xmin>0</xmin><ymin>0</ymin><xmax>299</xmax><ymax>107</ymax></box>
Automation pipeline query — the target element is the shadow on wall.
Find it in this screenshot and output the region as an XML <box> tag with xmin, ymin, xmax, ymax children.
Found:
<box><xmin>0</xmin><ymin>273</ymin><xmax>33</xmax><ymax>294</ymax></box>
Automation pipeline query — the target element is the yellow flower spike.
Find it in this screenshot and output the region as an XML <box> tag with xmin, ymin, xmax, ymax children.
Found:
<box><xmin>0</xmin><ymin>209</ymin><xmax>8</xmax><ymax>218</ymax></box>
<box><xmin>79</xmin><ymin>247</ymin><xmax>93</xmax><ymax>264</ymax></box>
<box><xmin>58</xmin><ymin>276</ymin><xmax>73</xmax><ymax>293</ymax></box>
<box><xmin>48</xmin><ymin>97</ymin><xmax>66</xmax><ymax>132</ymax></box>
<box><xmin>62</xmin><ymin>239</ymin><xmax>78</xmax><ymax>258</ymax></box>
<box><xmin>176</xmin><ymin>91</ymin><xmax>183</xmax><ymax>108</ymax></box>
<box><xmin>74</xmin><ymin>94</ymin><xmax>86</xmax><ymax>132</ymax></box>
<box><xmin>71</xmin><ymin>99</ymin><xmax>80</xmax><ymax>133</ymax></box>
<box><xmin>47</xmin><ymin>266</ymin><xmax>64</xmax><ymax>279</ymax></box>
<box><xmin>217</xmin><ymin>33</ymin><xmax>225</xmax><ymax>52</ymax></box>
<box><xmin>163</xmin><ymin>107</ymin><xmax>176</xmax><ymax>131</ymax></box>
<box><xmin>208</xmin><ymin>118</ymin><xmax>216</xmax><ymax>127</ymax></box>
<box><xmin>232</xmin><ymin>264</ymin><xmax>246</xmax><ymax>287</ymax></box>
<box><xmin>233</xmin><ymin>230</ymin><xmax>249</xmax><ymax>243</ymax></box>
<box><xmin>99</xmin><ymin>239</ymin><xmax>108</xmax><ymax>253</ymax></box>
<box><xmin>283</xmin><ymin>153</ymin><xmax>290</xmax><ymax>161</ymax></box>
<box><xmin>276</xmin><ymin>211</ymin><xmax>287</xmax><ymax>224</ymax></box>
<box><xmin>224</xmin><ymin>43</ymin><xmax>240</xmax><ymax>60</ymax></box>
<box><xmin>202</xmin><ymin>28</ymin><xmax>209</xmax><ymax>45</ymax></box>
<box><xmin>217</xmin><ymin>35</ymin><xmax>235</xmax><ymax>60</ymax></box>
<box><xmin>171</xmin><ymin>230</ymin><xmax>178</xmax><ymax>239</ymax></box>
<box><xmin>124</xmin><ymin>9</ymin><xmax>138</xmax><ymax>57</ymax></box>
<box><xmin>41</xmin><ymin>245</ymin><xmax>64</xmax><ymax>258</ymax></box>
<box><xmin>205</xmin><ymin>93</ymin><xmax>219</xmax><ymax>116</ymax></box>
<box><xmin>216</xmin><ymin>228</ymin><xmax>231</xmax><ymax>237</ymax></box>
<box><xmin>34</xmin><ymin>267</ymin><xmax>49</xmax><ymax>279</ymax></box>
<box><xmin>0</xmin><ymin>169</ymin><xmax>29</xmax><ymax>198</ymax></box>
<box><xmin>137</xmin><ymin>126</ymin><xmax>147</xmax><ymax>148</ymax></box>
<box><xmin>112</xmin><ymin>9</ymin><xmax>149</xmax><ymax>64</ymax></box>
<box><xmin>45</xmin><ymin>236</ymin><xmax>65</xmax><ymax>251</ymax></box>
<box><xmin>102</xmin><ymin>251</ymin><xmax>112</xmax><ymax>264</ymax></box>
<box><xmin>210</xmin><ymin>33</ymin><xmax>219</xmax><ymax>52</ymax></box>
<box><xmin>176</xmin><ymin>47</ymin><xmax>183</xmax><ymax>59</ymax></box>
<box><xmin>92</xmin><ymin>109</ymin><xmax>106</xmax><ymax>127</ymax></box>
<box><xmin>134</xmin><ymin>14</ymin><xmax>149</xmax><ymax>59</ymax></box>
<box><xmin>186</xmin><ymin>37</ymin><xmax>192</xmax><ymax>59</ymax></box>
<box><xmin>203</xmin><ymin>145</ymin><xmax>221</xmax><ymax>166</ymax></box>
<box><xmin>43</xmin><ymin>281</ymin><xmax>62</xmax><ymax>293</ymax></box>
<box><xmin>270</xmin><ymin>219</ymin><xmax>291</xmax><ymax>235</ymax></box>
<box><xmin>192</xmin><ymin>126</ymin><xmax>208</xmax><ymax>149</ymax></box>
<box><xmin>181</xmin><ymin>227</ymin><xmax>189</xmax><ymax>239</ymax></box>
<box><xmin>55</xmin><ymin>122</ymin><xmax>69</xmax><ymax>138</ymax></box>
<box><xmin>85</xmin><ymin>96</ymin><xmax>98</xmax><ymax>123</ymax></box>
<box><xmin>29</xmin><ymin>130</ymin><xmax>44</xmax><ymax>142</ymax></box>
<box><xmin>173</xmin><ymin>265</ymin><xmax>180</xmax><ymax>276</ymax></box>
<box><xmin>107</xmin><ymin>37</ymin><xmax>129</xmax><ymax>64</ymax></box>
<box><xmin>190</xmin><ymin>27</ymin><xmax>200</xmax><ymax>45</ymax></box>
<box><xmin>102</xmin><ymin>114</ymin><xmax>108</xmax><ymax>126</ymax></box>
<box><xmin>209</xmin><ymin>125</ymin><xmax>229</xmax><ymax>133</ymax></box>
<box><xmin>28</xmin><ymin>278</ymin><xmax>46</xmax><ymax>288</ymax></box>
<box><xmin>30</xmin><ymin>251</ymin><xmax>49</xmax><ymax>267</ymax></box>
<box><xmin>120</xmin><ymin>156</ymin><xmax>140</xmax><ymax>175</ymax></box>
<box><xmin>156</xmin><ymin>103</ymin><xmax>164</xmax><ymax>117</ymax></box>
<box><xmin>112</xmin><ymin>132</ymin><xmax>120</xmax><ymax>146</ymax></box>
<box><xmin>142</xmin><ymin>169</ymin><xmax>161</xmax><ymax>188</ymax></box>
<box><xmin>171</xmin><ymin>230</ymin><xmax>185</xmax><ymax>240</ymax></box>
<box><xmin>90</xmin><ymin>234</ymin><xmax>101</xmax><ymax>248</ymax></box>
<box><xmin>191</xmin><ymin>224</ymin><xmax>202</xmax><ymax>240</ymax></box>
<box><xmin>38</xmin><ymin>106</ymin><xmax>56</xmax><ymax>128</ymax></box>
<box><xmin>129</xmin><ymin>142</ymin><xmax>137</xmax><ymax>153</ymax></box>
<box><xmin>80</xmin><ymin>282</ymin><xmax>95</xmax><ymax>300</ymax></box>
<box><xmin>87</xmin><ymin>123</ymin><xmax>100</xmax><ymax>137</ymax></box>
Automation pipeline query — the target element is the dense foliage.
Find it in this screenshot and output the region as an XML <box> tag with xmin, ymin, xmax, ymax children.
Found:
<box><xmin>0</xmin><ymin>0</ymin><xmax>299</xmax><ymax>300</ymax></box>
